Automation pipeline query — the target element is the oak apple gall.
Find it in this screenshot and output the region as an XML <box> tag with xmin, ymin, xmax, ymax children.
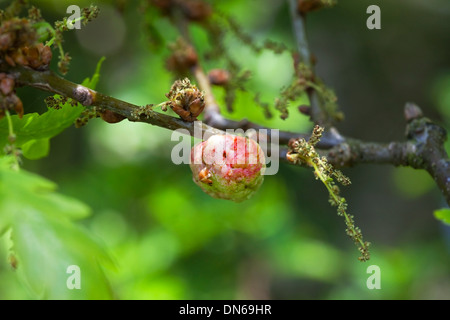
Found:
<box><xmin>190</xmin><ymin>134</ymin><xmax>266</xmax><ymax>202</ymax></box>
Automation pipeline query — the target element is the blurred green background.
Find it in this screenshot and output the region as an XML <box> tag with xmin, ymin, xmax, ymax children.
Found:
<box><xmin>0</xmin><ymin>0</ymin><xmax>449</xmax><ymax>299</ymax></box>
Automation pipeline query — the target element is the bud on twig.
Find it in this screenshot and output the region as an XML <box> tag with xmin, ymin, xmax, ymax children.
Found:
<box><xmin>208</xmin><ymin>69</ymin><xmax>230</xmax><ymax>86</ymax></box>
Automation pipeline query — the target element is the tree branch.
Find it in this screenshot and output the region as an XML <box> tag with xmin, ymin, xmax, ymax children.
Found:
<box><xmin>5</xmin><ymin>64</ymin><xmax>450</xmax><ymax>204</ymax></box>
<box><xmin>8</xmin><ymin>64</ymin><xmax>343</xmax><ymax>147</ymax></box>
<box><xmin>9</xmin><ymin>64</ymin><xmax>225</xmax><ymax>138</ymax></box>
<box><xmin>288</xmin><ymin>0</ymin><xmax>329</xmax><ymax>127</ymax></box>
<box><xmin>286</xmin><ymin>0</ymin><xmax>449</xmax><ymax>204</ymax></box>
<box><xmin>318</xmin><ymin>104</ymin><xmax>450</xmax><ymax>204</ymax></box>
<box><xmin>288</xmin><ymin>0</ymin><xmax>311</xmax><ymax>64</ymax></box>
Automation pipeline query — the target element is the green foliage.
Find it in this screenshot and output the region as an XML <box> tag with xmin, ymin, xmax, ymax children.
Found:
<box><xmin>52</xmin><ymin>157</ymin><xmax>296</xmax><ymax>299</ymax></box>
<box><xmin>393</xmin><ymin>167</ymin><xmax>435</xmax><ymax>198</ymax></box>
<box><xmin>270</xmin><ymin>236</ymin><xmax>343</xmax><ymax>282</ymax></box>
<box><xmin>32</xmin><ymin>21</ymin><xmax>53</xmax><ymax>42</ymax></box>
<box><xmin>0</xmin><ymin>104</ymin><xmax>83</xmax><ymax>159</ymax></box>
<box><xmin>21</xmin><ymin>138</ymin><xmax>50</xmax><ymax>160</ymax></box>
<box><xmin>434</xmin><ymin>208</ymin><xmax>450</xmax><ymax>225</ymax></box>
<box><xmin>0</xmin><ymin>57</ymin><xmax>110</xmax><ymax>299</ymax></box>
<box><xmin>53</xmin><ymin>152</ymin><xmax>450</xmax><ymax>300</ymax></box>
<box><xmin>149</xmin><ymin>178</ymin><xmax>290</xmax><ymax>254</ymax></box>
<box><xmin>0</xmin><ymin>156</ymin><xmax>113</xmax><ymax>299</ymax></box>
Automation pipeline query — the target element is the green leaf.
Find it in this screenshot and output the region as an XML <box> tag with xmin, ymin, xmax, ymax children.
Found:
<box><xmin>0</xmin><ymin>103</ymin><xmax>84</xmax><ymax>157</ymax></box>
<box><xmin>0</xmin><ymin>156</ymin><xmax>113</xmax><ymax>299</ymax></box>
<box><xmin>86</xmin><ymin>56</ymin><xmax>106</xmax><ymax>90</ymax></box>
<box><xmin>434</xmin><ymin>208</ymin><xmax>450</xmax><ymax>225</ymax></box>
<box><xmin>0</xmin><ymin>57</ymin><xmax>105</xmax><ymax>159</ymax></box>
<box><xmin>11</xmin><ymin>209</ymin><xmax>113</xmax><ymax>299</ymax></box>
<box><xmin>32</xmin><ymin>21</ymin><xmax>54</xmax><ymax>43</ymax></box>
<box><xmin>21</xmin><ymin>138</ymin><xmax>50</xmax><ymax>160</ymax></box>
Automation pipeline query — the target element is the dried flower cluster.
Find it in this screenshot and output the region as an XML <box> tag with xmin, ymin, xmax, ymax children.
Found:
<box><xmin>0</xmin><ymin>18</ymin><xmax>52</xmax><ymax>71</ymax></box>
<box><xmin>0</xmin><ymin>17</ymin><xmax>51</xmax><ymax>119</ymax></box>
<box><xmin>164</xmin><ymin>78</ymin><xmax>205</xmax><ymax>122</ymax></box>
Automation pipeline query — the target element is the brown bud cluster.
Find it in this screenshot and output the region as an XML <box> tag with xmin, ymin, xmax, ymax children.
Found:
<box><xmin>150</xmin><ymin>0</ymin><xmax>212</xmax><ymax>22</ymax></box>
<box><xmin>165</xmin><ymin>78</ymin><xmax>205</xmax><ymax>122</ymax></box>
<box><xmin>297</xmin><ymin>0</ymin><xmax>336</xmax><ymax>14</ymax></box>
<box><xmin>178</xmin><ymin>0</ymin><xmax>212</xmax><ymax>21</ymax></box>
<box><xmin>6</xmin><ymin>43</ymin><xmax>52</xmax><ymax>70</ymax></box>
<box><xmin>298</xmin><ymin>105</ymin><xmax>311</xmax><ymax>116</ymax></box>
<box><xmin>208</xmin><ymin>69</ymin><xmax>230</xmax><ymax>86</ymax></box>
<box><xmin>0</xmin><ymin>73</ymin><xmax>23</xmax><ymax>119</ymax></box>
<box><xmin>0</xmin><ymin>18</ymin><xmax>36</xmax><ymax>50</ymax></box>
<box><xmin>166</xmin><ymin>39</ymin><xmax>198</xmax><ymax>75</ymax></box>
<box><xmin>0</xmin><ymin>18</ymin><xmax>52</xmax><ymax>71</ymax></box>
